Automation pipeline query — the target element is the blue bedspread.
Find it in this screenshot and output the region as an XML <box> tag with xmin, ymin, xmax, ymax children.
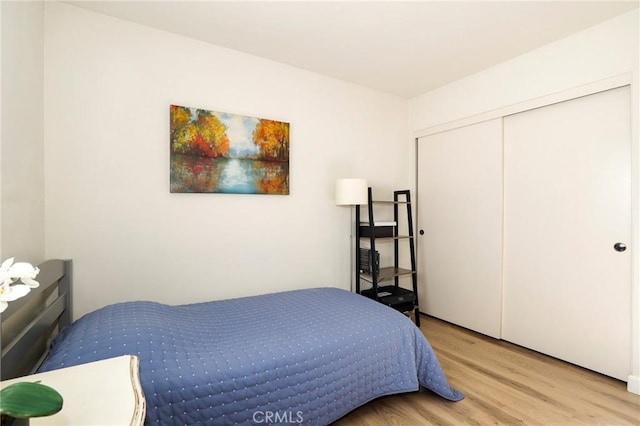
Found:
<box><xmin>39</xmin><ymin>287</ymin><xmax>462</xmax><ymax>425</ymax></box>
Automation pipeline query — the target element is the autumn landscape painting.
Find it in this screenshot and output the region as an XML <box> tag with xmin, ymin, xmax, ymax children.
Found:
<box><xmin>170</xmin><ymin>105</ymin><xmax>290</xmax><ymax>194</ymax></box>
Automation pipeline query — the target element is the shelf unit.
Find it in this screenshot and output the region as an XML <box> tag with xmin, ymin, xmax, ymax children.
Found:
<box><xmin>355</xmin><ymin>188</ymin><xmax>420</xmax><ymax>326</ymax></box>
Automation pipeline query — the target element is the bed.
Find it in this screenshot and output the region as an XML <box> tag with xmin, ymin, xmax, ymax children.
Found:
<box><xmin>2</xmin><ymin>259</ymin><xmax>463</xmax><ymax>425</ymax></box>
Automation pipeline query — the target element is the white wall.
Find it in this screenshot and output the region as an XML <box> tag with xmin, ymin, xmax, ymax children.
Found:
<box><xmin>0</xmin><ymin>1</ymin><xmax>45</xmax><ymax>263</ymax></box>
<box><xmin>411</xmin><ymin>10</ymin><xmax>639</xmax><ymax>131</ymax></box>
<box><xmin>44</xmin><ymin>2</ymin><xmax>411</xmax><ymax>318</ymax></box>
<box><xmin>410</xmin><ymin>9</ymin><xmax>639</xmax><ymax>392</ymax></box>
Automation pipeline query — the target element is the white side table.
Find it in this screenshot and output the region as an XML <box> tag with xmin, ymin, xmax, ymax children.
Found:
<box><xmin>1</xmin><ymin>355</ymin><xmax>146</xmax><ymax>425</ymax></box>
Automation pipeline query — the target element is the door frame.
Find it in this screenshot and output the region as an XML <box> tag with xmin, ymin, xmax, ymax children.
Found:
<box><xmin>414</xmin><ymin>72</ymin><xmax>639</xmax><ymax>393</ymax></box>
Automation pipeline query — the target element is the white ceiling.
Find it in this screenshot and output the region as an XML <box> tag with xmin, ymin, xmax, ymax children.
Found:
<box><xmin>67</xmin><ymin>1</ymin><xmax>639</xmax><ymax>98</ymax></box>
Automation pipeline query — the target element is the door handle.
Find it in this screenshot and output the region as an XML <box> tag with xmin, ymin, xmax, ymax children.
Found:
<box><xmin>614</xmin><ymin>242</ymin><xmax>627</xmax><ymax>252</ymax></box>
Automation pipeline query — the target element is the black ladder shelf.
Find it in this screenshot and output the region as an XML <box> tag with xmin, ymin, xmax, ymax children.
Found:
<box><xmin>355</xmin><ymin>188</ymin><xmax>420</xmax><ymax>326</ymax></box>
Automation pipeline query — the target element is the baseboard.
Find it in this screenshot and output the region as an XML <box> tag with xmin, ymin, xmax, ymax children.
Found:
<box><xmin>627</xmin><ymin>375</ymin><xmax>640</xmax><ymax>395</ymax></box>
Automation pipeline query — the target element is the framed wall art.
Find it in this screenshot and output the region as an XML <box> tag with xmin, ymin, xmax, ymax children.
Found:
<box><xmin>170</xmin><ymin>105</ymin><xmax>290</xmax><ymax>194</ymax></box>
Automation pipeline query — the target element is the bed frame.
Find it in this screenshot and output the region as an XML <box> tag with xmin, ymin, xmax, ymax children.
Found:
<box><xmin>0</xmin><ymin>259</ymin><xmax>72</xmax><ymax>381</ymax></box>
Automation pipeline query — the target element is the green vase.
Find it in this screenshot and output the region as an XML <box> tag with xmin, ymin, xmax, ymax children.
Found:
<box><xmin>0</xmin><ymin>382</ymin><xmax>63</xmax><ymax>420</ymax></box>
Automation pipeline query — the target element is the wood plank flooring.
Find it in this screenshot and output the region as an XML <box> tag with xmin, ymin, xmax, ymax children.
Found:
<box><xmin>334</xmin><ymin>315</ymin><xmax>640</xmax><ymax>425</ymax></box>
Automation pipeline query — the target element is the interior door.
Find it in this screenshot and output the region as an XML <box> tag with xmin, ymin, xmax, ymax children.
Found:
<box><xmin>417</xmin><ymin>118</ymin><xmax>503</xmax><ymax>338</ymax></box>
<box><xmin>502</xmin><ymin>86</ymin><xmax>631</xmax><ymax>381</ymax></box>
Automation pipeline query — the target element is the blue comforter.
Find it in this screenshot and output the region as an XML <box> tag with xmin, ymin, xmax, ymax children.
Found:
<box><xmin>40</xmin><ymin>287</ymin><xmax>462</xmax><ymax>425</ymax></box>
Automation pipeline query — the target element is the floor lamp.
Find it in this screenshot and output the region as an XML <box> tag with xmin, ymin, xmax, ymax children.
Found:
<box><xmin>335</xmin><ymin>178</ymin><xmax>368</xmax><ymax>292</ymax></box>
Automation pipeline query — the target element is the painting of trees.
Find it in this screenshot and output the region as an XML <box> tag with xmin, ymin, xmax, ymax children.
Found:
<box><xmin>170</xmin><ymin>104</ymin><xmax>290</xmax><ymax>195</ymax></box>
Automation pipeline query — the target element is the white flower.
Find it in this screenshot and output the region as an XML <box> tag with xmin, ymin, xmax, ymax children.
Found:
<box><xmin>7</xmin><ymin>262</ymin><xmax>40</xmax><ymax>287</ymax></box>
<box><xmin>0</xmin><ymin>283</ymin><xmax>31</xmax><ymax>313</ymax></box>
<box><xmin>0</xmin><ymin>257</ymin><xmax>40</xmax><ymax>313</ymax></box>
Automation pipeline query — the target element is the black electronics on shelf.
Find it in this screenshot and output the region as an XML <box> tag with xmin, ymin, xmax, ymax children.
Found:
<box><xmin>355</xmin><ymin>188</ymin><xmax>420</xmax><ymax>326</ymax></box>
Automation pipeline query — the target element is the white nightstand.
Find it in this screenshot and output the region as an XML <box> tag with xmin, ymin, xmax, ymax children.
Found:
<box><xmin>1</xmin><ymin>355</ymin><xmax>146</xmax><ymax>425</ymax></box>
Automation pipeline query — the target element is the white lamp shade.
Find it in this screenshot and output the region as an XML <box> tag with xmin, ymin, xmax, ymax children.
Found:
<box><xmin>335</xmin><ymin>178</ymin><xmax>368</xmax><ymax>205</ymax></box>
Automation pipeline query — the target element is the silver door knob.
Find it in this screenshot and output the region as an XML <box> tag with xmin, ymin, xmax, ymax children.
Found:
<box><xmin>614</xmin><ymin>242</ymin><xmax>627</xmax><ymax>252</ymax></box>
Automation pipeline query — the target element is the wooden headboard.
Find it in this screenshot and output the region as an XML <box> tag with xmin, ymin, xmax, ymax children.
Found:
<box><xmin>0</xmin><ymin>259</ymin><xmax>72</xmax><ymax>380</ymax></box>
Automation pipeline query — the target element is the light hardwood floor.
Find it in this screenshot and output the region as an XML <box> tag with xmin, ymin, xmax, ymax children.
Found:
<box><xmin>334</xmin><ymin>315</ymin><xmax>640</xmax><ymax>425</ymax></box>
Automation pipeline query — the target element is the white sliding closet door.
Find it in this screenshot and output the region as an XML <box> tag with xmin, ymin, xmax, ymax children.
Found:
<box><xmin>417</xmin><ymin>118</ymin><xmax>503</xmax><ymax>338</ymax></box>
<box><xmin>503</xmin><ymin>86</ymin><xmax>631</xmax><ymax>380</ymax></box>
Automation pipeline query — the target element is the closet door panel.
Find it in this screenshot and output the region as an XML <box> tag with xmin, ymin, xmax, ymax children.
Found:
<box><xmin>503</xmin><ymin>86</ymin><xmax>631</xmax><ymax>380</ymax></box>
<box><xmin>417</xmin><ymin>118</ymin><xmax>503</xmax><ymax>338</ymax></box>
